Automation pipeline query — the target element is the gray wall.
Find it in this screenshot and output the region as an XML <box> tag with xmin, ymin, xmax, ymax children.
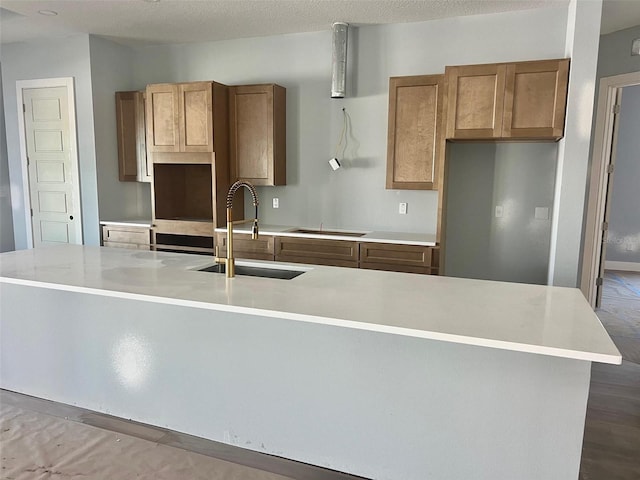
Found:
<box><xmin>0</xmin><ymin>64</ymin><xmax>15</xmax><ymax>252</ymax></box>
<box><xmin>130</xmin><ymin>6</ymin><xmax>568</xmax><ymax>234</ymax></box>
<box><xmin>89</xmin><ymin>36</ymin><xmax>152</xmax><ymax>222</ymax></box>
<box><xmin>1</xmin><ymin>34</ymin><xmax>100</xmax><ymax>248</ymax></box>
<box><xmin>596</xmin><ymin>25</ymin><xmax>640</xmax><ymax>79</ymax></box>
<box><xmin>445</xmin><ymin>143</ymin><xmax>557</xmax><ymax>285</ymax></box>
<box><xmin>607</xmin><ymin>84</ymin><xmax>640</xmax><ymax>264</ymax></box>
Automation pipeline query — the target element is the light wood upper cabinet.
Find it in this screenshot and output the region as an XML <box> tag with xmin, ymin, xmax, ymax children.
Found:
<box><xmin>386</xmin><ymin>75</ymin><xmax>445</xmax><ymax>190</ymax></box>
<box><xmin>445</xmin><ymin>59</ymin><xmax>569</xmax><ymax>140</ymax></box>
<box><xmin>502</xmin><ymin>59</ymin><xmax>569</xmax><ymax>139</ymax></box>
<box><xmin>146</xmin><ymin>83</ymin><xmax>179</xmax><ymax>152</ymax></box>
<box><xmin>229</xmin><ymin>84</ymin><xmax>286</xmax><ymax>186</ymax></box>
<box><xmin>115</xmin><ymin>90</ymin><xmax>150</xmax><ymax>182</ymax></box>
<box><xmin>178</xmin><ymin>82</ymin><xmax>214</xmax><ymax>152</ymax></box>
<box><xmin>445</xmin><ymin>64</ymin><xmax>506</xmax><ymax>139</ymax></box>
<box><xmin>146</xmin><ymin>82</ymin><xmax>217</xmax><ymax>154</ymax></box>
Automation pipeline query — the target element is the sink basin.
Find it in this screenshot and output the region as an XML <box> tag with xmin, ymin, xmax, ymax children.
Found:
<box><xmin>198</xmin><ymin>263</ymin><xmax>306</xmax><ymax>280</ymax></box>
<box><xmin>288</xmin><ymin>228</ymin><xmax>366</xmax><ymax>237</ymax></box>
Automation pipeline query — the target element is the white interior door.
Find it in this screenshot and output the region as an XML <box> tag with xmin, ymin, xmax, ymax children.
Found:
<box><xmin>22</xmin><ymin>86</ymin><xmax>80</xmax><ymax>247</ymax></box>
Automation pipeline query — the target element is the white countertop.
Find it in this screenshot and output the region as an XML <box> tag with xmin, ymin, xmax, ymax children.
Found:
<box><xmin>100</xmin><ymin>219</ymin><xmax>152</xmax><ymax>228</ymax></box>
<box><xmin>0</xmin><ymin>245</ymin><xmax>620</xmax><ymax>364</ymax></box>
<box><xmin>215</xmin><ymin>224</ymin><xmax>437</xmax><ymax>246</ymax></box>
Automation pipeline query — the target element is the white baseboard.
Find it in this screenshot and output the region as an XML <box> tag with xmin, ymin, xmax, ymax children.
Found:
<box><xmin>605</xmin><ymin>261</ymin><xmax>640</xmax><ymax>272</ymax></box>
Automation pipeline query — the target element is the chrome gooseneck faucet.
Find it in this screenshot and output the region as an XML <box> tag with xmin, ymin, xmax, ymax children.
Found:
<box><xmin>214</xmin><ymin>181</ymin><xmax>259</xmax><ymax>278</ymax></box>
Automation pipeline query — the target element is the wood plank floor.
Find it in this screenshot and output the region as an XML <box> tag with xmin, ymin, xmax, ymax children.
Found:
<box><xmin>580</xmin><ymin>271</ymin><xmax>640</xmax><ymax>480</ymax></box>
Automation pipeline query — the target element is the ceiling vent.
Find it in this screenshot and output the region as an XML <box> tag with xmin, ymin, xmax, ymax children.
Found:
<box><xmin>331</xmin><ymin>22</ymin><xmax>349</xmax><ymax>98</ymax></box>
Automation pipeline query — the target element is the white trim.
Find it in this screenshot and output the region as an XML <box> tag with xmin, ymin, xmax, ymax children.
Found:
<box><xmin>15</xmin><ymin>77</ymin><xmax>83</xmax><ymax>248</ymax></box>
<box><xmin>581</xmin><ymin>71</ymin><xmax>640</xmax><ymax>306</ymax></box>
<box><xmin>605</xmin><ymin>261</ymin><xmax>640</xmax><ymax>273</ymax></box>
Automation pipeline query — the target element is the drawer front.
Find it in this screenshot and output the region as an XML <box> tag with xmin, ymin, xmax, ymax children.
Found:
<box><xmin>360</xmin><ymin>242</ymin><xmax>432</xmax><ymax>269</ymax></box>
<box><xmin>275</xmin><ymin>237</ymin><xmax>358</xmax><ymax>267</ymax></box>
<box><xmin>103</xmin><ymin>241</ymin><xmax>150</xmax><ymax>250</ymax></box>
<box><xmin>215</xmin><ymin>233</ymin><xmax>275</xmax><ymax>261</ymax></box>
<box><xmin>102</xmin><ymin>226</ymin><xmax>150</xmax><ymax>246</ymax></box>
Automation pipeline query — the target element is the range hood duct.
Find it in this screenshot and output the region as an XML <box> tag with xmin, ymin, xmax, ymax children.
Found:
<box><xmin>331</xmin><ymin>22</ymin><xmax>349</xmax><ymax>98</ymax></box>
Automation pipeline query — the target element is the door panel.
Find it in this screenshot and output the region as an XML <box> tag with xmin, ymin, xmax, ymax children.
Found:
<box><xmin>179</xmin><ymin>83</ymin><xmax>213</xmax><ymax>152</ymax></box>
<box><xmin>23</xmin><ymin>86</ymin><xmax>78</xmax><ymax>247</ymax></box>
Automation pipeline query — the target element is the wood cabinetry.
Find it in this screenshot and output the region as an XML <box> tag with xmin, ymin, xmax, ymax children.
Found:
<box><xmin>386</xmin><ymin>75</ymin><xmax>445</xmax><ymax>190</ymax></box>
<box><xmin>215</xmin><ymin>232</ymin><xmax>275</xmax><ymax>261</ymax></box>
<box><xmin>102</xmin><ymin>224</ymin><xmax>150</xmax><ymax>250</ymax></box>
<box><xmin>115</xmin><ymin>91</ymin><xmax>150</xmax><ymax>182</ymax></box>
<box><xmin>146</xmin><ymin>81</ymin><xmax>231</xmax><ymax>253</ymax></box>
<box><xmin>146</xmin><ymin>81</ymin><xmax>228</xmax><ymax>157</ymax></box>
<box><xmin>445</xmin><ymin>63</ymin><xmax>506</xmax><ymax>139</ymax></box>
<box><xmin>229</xmin><ymin>84</ymin><xmax>286</xmax><ymax>186</ymax></box>
<box><xmin>445</xmin><ymin>59</ymin><xmax>569</xmax><ymax>140</ymax></box>
<box><xmin>275</xmin><ymin>237</ymin><xmax>359</xmax><ymax>268</ymax></box>
<box><xmin>360</xmin><ymin>242</ymin><xmax>437</xmax><ymax>274</ymax></box>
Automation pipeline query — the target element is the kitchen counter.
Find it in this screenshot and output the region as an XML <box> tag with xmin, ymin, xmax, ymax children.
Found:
<box><xmin>0</xmin><ymin>245</ymin><xmax>620</xmax><ymax>480</ymax></box>
<box><xmin>100</xmin><ymin>219</ymin><xmax>152</xmax><ymax>228</ymax></box>
<box><xmin>0</xmin><ymin>245</ymin><xmax>619</xmax><ymax>364</ymax></box>
<box><xmin>215</xmin><ymin>224</ymin><xmax>437</xmax><ymax>246</ymax></box>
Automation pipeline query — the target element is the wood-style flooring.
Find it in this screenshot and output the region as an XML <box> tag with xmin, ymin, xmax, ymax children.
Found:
<box><xmin>580</xmin><ymin>271</ymin><xmax>640</xmax><ymax>480</ymax></box>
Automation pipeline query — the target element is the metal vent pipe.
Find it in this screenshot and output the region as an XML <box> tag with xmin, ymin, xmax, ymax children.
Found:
<box><xmin>331</xmin><ymin>22</ymin><xmax>349</xmax><ymax>98</ymax></box>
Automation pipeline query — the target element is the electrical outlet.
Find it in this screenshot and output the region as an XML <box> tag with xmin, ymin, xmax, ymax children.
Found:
<box><xmin>535</xmin><ymin>207</ymin><xmax>549</xmax><ymax>220</ymax></box>
<box><xmin>272</xmin><ymin>198</ymin><xmax>279</xmax><ymax>209</ymax></box>
<box><xmin>495</xmin><ymin>205</ymin><xmax>503</xmax><ymax>218</ymax></box>
<box><xmin>399</xmin><ymin>202</ymin><xmax>408</xmax><ymax>215</ymax></box>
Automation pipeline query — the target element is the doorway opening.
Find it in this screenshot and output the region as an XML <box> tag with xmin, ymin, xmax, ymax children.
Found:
<box><xmin>582</xmin><ymin>71</ymin><xmax>640</xmax><ymax>307</ymax></box>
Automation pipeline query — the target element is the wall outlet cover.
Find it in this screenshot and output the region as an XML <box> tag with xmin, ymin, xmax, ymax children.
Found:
<box><xmin>495</xmin><ymin>205</ymin><xmax>504</xmax><ymax>218</ymax></box>
<box><xmin>272</xmin><ymin>198</ymin><xmax>279</xmax><ymax>208</ymax></box>
<box><xmin>399</xmin><ymin>203</ymin><xmax>408</xmax><ymax>215</ymax></box>
<box><xmin>535</xmin><ymin>207</ymin><xmax>549</xmax><ymax>220</ymax></box>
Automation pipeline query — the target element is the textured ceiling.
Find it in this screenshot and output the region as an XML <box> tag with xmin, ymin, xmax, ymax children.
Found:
<box><xmin>0</xmin><ymin>0</ymin><xmax>637</xmax><ymax>47</ymax></box>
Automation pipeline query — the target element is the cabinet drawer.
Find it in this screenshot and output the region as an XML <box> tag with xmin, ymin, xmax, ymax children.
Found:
<box><xmin>359</xmin><ymin>242</ymin><xmax>433</xmax><ymax>272</ymax></box>
<box><xmin>102</xmin><ymin>225</ymin><xmax>150</xmax><ymax>247</ymax></box>
<box><xmin>275</xmin><ymin>237</ymin><xmax>358</xmax><ymax>268</ymax></box>
<box><xmin>215</xmin><ymin>233</ymin><xmax>275</xmax><ymax>261</ymax></box>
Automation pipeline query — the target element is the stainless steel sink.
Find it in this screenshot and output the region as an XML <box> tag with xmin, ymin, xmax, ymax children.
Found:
<box><xmin>288</xmin><ymin>228</ymin><xmax>366</xmax><ymax>237</ymax></box>
<box><xmin>199</xmin><ymin>263</ymin><xmax>306</xmax><ymax>280</ymax></box>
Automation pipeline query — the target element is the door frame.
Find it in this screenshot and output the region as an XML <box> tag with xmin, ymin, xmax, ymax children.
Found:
<box><xmin>16</xmin><ymin>77</ymin><xmax>82</xmax><ymax>248</ymax></box>
<box><xmin>581</xmin><ymin>71</ymin><xmax>640</xmax><ymax>307</ymax></box>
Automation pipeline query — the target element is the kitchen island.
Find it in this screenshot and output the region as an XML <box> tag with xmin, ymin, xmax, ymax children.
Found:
<box><xmin>0</xmin><ymin>245</ymin><xmax>621</xmax><ymax>480</ymax></box>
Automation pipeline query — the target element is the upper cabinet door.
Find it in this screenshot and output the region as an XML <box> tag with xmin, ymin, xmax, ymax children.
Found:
<box><xmin>146</xmin><ymin>84</ymin><xmax>180</xmax><ymax>153</ymax></box>
<box><xmin>178</xmin><ymin>82</ymin><xmax>214</xmax><ymax>152</ymax></box>
<box><xmin>386</xmin><ymin>74</ymin><xmax>445</xmax><ymax>190</ymax></box>
<box><xmin>445</xmin><ymin>64</ymin><xmax>506</xmax><ymax>140</ymax></box>
<box><xmin>229</xmin><ymin>84</ymin><xmax>286</xmax><ymax>186</ymax></box>
<box><xmin>502</xmin><ymin>59</ymin><xmax>569</xmax><ymax>140</ymax></box>
<box><xmin>115</xmin><ymin>91</ymin><xmax>150</xmax><ymax>182</ymax></box>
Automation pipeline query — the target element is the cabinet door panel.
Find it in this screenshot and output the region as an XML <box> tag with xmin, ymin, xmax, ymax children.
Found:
<box><xmin>445</xmin><ymin>64</ymin><xmax>506</xmax><ymax>139</ymax></box>
<box><xmin>386</xmin><ymin>75</ymin><xmax>444</xmax><ymax>190</ymax></box>
<box><xmin>503</xmin><ymin>59</ymin><xmax>569</xmax><ymax>139</ymax></box>
<box><xmin>146</xmin><ymin>85</ymin><xmax>179</xmax><ymax>152</ymax></box>
<box><xmin>115</xmin><ymin>92</ymin><xmax>138</xmax><ymax>181</ymax></box>
<box><xmin>230</xmin><ymin>84</ymin><xmax>286</xmax><ymax>186</ymax></box>
<box><xmin>179</xmin><ymin>83</ymin><xmax>213</xmax><ymax>152</ymax></box>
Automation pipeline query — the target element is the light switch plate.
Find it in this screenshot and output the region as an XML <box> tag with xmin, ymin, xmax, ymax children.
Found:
<box><xmin>632</xmin><ymin>38</ymin><xmax>640</xmax><ymax>56</ymax></box>
<box><xmin>495</xmin><ymin>205</ymin><xmax>503</xmax><ymax>218</ymax></box>
<box><xmin>272</xmin><ymin>198</ymin><xmax>279</xmax><ymax>209</ymax></box>
<box><xmin>399</xmin><ymin>203</ymin><xmax>408</xmax><ymax>215</ymax></box>
<box><xmin>535</xmin><ymin>207</ymin><xmax>549</xmax><ymax>220</ymax></box>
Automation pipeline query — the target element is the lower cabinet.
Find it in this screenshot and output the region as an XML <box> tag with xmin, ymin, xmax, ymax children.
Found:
<box><xmin>214</xmin><ymin>232</ymin><xmax>275</xmax><ymax>261</ymax></box>
<box><xmin>102</xmin><ymin>225</ymin><xmax>150</xmax><ymax>250</ymax></box>
<box><xmin>360</xmin><ymin>242</ymin><xmax>437</xmax><ymax>275</ymax></box>
<box><xmin>275</xmin><ymin>237</ymin><xmax>359</xmax><ymax>268</ymax></box>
